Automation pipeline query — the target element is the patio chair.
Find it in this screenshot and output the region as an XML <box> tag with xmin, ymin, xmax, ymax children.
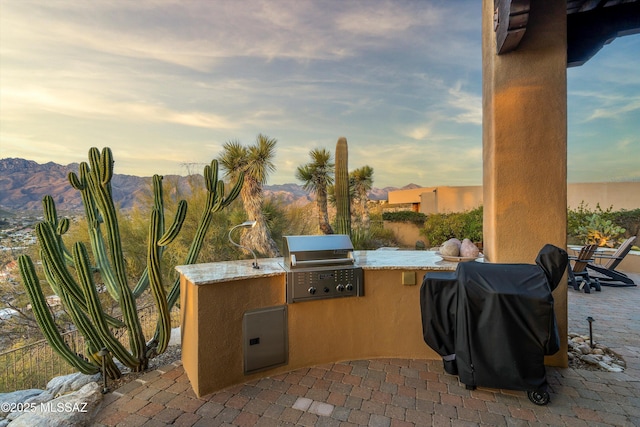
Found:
<box><xmin>568</xmin><ymin>244</ymin><xmax>600</xmax><ymax>293</ymax></box>
<box><xmin>586</xmin><ymin>236</ymin><xmax>637</xmax><ymax>287</ymax></box>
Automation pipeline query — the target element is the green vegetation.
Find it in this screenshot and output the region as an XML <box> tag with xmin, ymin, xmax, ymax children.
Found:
<box><xmin>18</xmin><ymin>147</ymin><xmax>243</xmax><ymax>378</ymax></box>
<box><xmin>350</xmin><ymin>165</ymin><xmax>374</xmax><ymax>229</ymax></box>
<box><xmin>416</xmin><ymin>203</ymin><xmax>639</xmax><ymax>249</ymax></box>
<box><xmin>334</xmin><ymin>137</ymin><xmax>351</xmax><ymax>235</ymax></box>
<box><xmin>420</xmin><ymin>207</ymin><xmax>483</xmax><ymax>247</ymax></box>
<box><xmin>295</xmin><ymin>148</ymin><xmax>335</xmax><ymax>234</ymax></box>
<box><xmin>382</xmin><ymin>211</ymin><xmax>427</xmax><ymax>225</ymax></box>
<box><xmin>219</xmin><ymin>135</ymin><xmax>280</xmax><ymax>257</ymax></box>
<box><xmin>568</xmin><ymin>202</ymin><xmax>640</xmax><ymax>247</ymax></box>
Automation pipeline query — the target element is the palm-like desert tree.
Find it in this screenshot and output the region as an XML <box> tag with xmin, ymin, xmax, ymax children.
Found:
<box><xmin>296</xmin><ymin>148</ymin><xmax>335</xmax><ymax>234</ymax></box>
<box><xmin>219</xmin><ymin>134</ymin><xmax>280</xmax><ymax>257</ymax></box>
<box><xmin>350</xmin><ymin>165</ymin><xmax>374</xmax><ymax>228</ymax></box>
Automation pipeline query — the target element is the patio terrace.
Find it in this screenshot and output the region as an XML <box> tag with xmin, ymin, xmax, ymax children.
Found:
<box><xmin>91</xmin><ymin>268</ymin><xmax>640</xmax><ymax>426</ymax></box>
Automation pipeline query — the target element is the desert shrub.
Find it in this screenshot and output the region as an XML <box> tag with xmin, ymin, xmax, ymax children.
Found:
<box><xmin>350</xmin><ymin>225</ymin><xmax>397</xmax><ymax>250</ymax></box>
<box><xmin>420</xmin><ymin>207</ymin><xmax>483</xmax><ymax>247</ymax></box>
<box><xmin>382</xmin><ymin>211</ymin><xmax>427</xmax><ymax>225</ymax></box>
<box><xmin>567</xmin><ymin>203</ymin><xmax>639</xmax><ymax>247</ymax></box>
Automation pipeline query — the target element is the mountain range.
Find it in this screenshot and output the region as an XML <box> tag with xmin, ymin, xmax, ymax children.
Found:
<box><xmin>0</xmin><ymin>158</ymin><xmax>418</xmax><ymax>212</ymax></box>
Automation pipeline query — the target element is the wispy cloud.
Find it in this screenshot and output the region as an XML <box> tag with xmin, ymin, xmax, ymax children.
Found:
<box><xmin>0</xmin><ymin>0</ymin><xmax>637</xmax><ymax>187</ymax></box>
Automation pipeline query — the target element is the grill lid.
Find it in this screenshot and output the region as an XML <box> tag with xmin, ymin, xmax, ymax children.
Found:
<box><xmin>283</xmin><ymin>235</ymin><xmax>356</xmax><ymax>269</ymax></box>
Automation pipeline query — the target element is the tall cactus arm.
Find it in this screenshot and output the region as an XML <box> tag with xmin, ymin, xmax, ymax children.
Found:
<box><xmin>132</xmin><ymin>268</ymin><xmax>150</xmax><ymax>299</ymax></box>
<box><xmin>18</xmin><ymin>255</ymin><xmax>99</xmax><ymax>375</ymax></box>
<box><xmin>132</xmin><ymin>179</ymin><xmax>187</xmax><ymax>298</ymax></box>
<box><xmin>164</xmin><ymin>168</ymin><xmax>244</xmax><ymax>309</ymax></box>
<box><xmin>70</xmin><ymin>164</ymin><xmax>121</xmax><ymax>300</ymax></box>
<box><xmin>55</xmin><ymin>285</ymin><xmax>121</xmax><ymax>375</ymax></box>
<box><xmin>41</xmin><ymin>195</ymin><xmax>74</xmax><ymax>265</ymax></box>
<box><xmin>335</xmin><ymin>137</ymin><xmax>351</xmax><ymax>235</ymax></box>
<box><xmin>85</xmin><ymin>147</ymin><xmax>146</xmax><ymax>364</ymax></box>
<box><xmin>220</xmin><ymin>172</ymin><xmax>244</xmax><ymax>211</ymax></box>
<box><xmin>37</xmin><ymin>222</ymin><xmax>89</xmax><ymax>309</ymax></box>
<box><xmin>86</xmin><ymin>148</ymin><xmax>128</xmax><ymax>286</ymax></box>
<box><xmin>147</xmin><ymin>208</ymin><xmax>171</xmax><ymax>355</ymax></box>
<box><xmin>72</xmin><ymin>241</ymin><xmax>139</xmax><ymax>371</ymax></box>
<box><xmin>158</xmin><ymin>200</ymin><xmax>187</xmax><ymax>246</ymax></box>
<box><xmin>39</xmin><ymin>217</ymin><xmax>125</xmax><ymax>329</ymax></box>
<box><xmin>87</xmin><ymin>224</ymin><xmax>121</xmax><ymax>300</ymax></box>
<box><xmin>69</xmin><ymin>163</ymin><xmax>100</xmax><ymax>226</ymax></box>
<box><xmin>39</xmin><ymin>233</ymin><xmax>125</xmax><ymax>366</ymax></box>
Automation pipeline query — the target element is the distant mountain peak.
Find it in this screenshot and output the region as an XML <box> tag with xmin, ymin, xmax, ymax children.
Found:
<box><xmin>0</xmin><ymin>158</ymin><xmax>409</xmax><ymax>211</ymax></box>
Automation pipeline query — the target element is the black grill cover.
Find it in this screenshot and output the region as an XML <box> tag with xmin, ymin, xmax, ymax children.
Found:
<box><xmin>421</xmin><ymin>244</ymin><xmax>568</xmax><ymax>392</ymax></box>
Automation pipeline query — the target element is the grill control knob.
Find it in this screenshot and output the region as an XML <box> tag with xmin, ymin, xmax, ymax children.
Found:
<box><xmin>346</xmin><ymin>283</ymin><xmax>354</xmax><ymax>291</ymax></box>
<box><xmin>308</xmin><ymin>287</ymin><xmax>317</xmax><ymax>295</ymax></box>
<box><xmin>336</xmin><ymin>284</ymin><xmax>345</xmax><ymax>292</ymax></box>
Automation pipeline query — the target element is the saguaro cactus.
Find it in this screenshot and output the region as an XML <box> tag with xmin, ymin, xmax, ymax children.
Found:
<box><xmin>335</xmin><ymin>137</ymin><xmax>351</xmax><ymax>235</ymax></box>
<box><xmin>19</xmin><ymin>147</ymin><xmax>243</xmax><ymax>377</ymax></box>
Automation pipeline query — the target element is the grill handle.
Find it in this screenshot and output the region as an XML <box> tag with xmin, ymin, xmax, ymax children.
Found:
<box><xmin>290</xmin><ymin>254</ymin><xmax>355</xmax><ymax>268</ymax></box>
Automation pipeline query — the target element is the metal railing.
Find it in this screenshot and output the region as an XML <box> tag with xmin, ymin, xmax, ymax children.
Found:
<box><xmin>0</xmin><ymin>305</ymin><xmax>180</xmax><ymax>392</ymax></box>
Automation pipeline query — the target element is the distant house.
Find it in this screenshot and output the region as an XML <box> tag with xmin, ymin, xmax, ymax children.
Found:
<box><xmin>386</xmin><ymin>182</ymin><xmax>640</xmax><ymax>215</ymax></box>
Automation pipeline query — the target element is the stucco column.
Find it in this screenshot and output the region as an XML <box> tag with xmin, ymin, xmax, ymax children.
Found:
<box><xmin>482</xmin><ymin>1</ymin><xmax>568</xmax><ymax>366</ymax></box>
<box><xmin>482</xmin><ymin>0</ymin><xmax>567</xmax><ymax>262</ymax></box>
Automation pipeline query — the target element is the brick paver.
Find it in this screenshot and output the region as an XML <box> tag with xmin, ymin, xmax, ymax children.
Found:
<box><xmin>92</xmin><ymin>273</ymin><xmax>640</xmax><ymax>426</ymax></box>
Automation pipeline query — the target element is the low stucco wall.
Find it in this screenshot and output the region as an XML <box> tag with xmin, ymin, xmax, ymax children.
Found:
<box><xmin>387</xmin><ymin>182</ymin><xmax>640</xmax><ymax>214</ymax></box>
<box><xmin>383</xmin><ymin>221</ymin><xmax>425</xmax><ymax>248</ymax></box>
<box><xmin>180</xmin><ymin>268</ymin><xmax>438</xmax><ymax>397</ymax></box>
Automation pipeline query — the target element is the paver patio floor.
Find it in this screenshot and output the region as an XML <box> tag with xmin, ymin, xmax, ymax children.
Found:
<box><xmin>93</xmin><ymin>274</ymin><xmax>640</xmax><ymax>426</ymax></box>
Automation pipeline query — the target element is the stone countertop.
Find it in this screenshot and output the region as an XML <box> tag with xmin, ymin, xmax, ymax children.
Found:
<box><xmin>176</xmin><ymin>250</ymin><xmax>463</xmax><ymax>285</ymax></box>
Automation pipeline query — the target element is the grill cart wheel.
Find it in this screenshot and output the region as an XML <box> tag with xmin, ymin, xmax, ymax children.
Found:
<box><xmin>527</xmin><ymin>390</ymin><xmax>550</xmax><ymax>405</ymax></box>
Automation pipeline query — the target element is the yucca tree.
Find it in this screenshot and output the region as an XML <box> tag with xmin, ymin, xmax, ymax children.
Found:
<box><xmin>296</xmin><ymin>148</ymin><xmax>335</xmax><ymax>234</ymax></box>
<box><xmin>219</xmin><ymin>134</ymin><xmax>280</xmax><ymax>257</ymax></box>
<box><xmin>350</xmin><ymin>165</ymin><xmax>374</xmax><ymax>228</ymax></box>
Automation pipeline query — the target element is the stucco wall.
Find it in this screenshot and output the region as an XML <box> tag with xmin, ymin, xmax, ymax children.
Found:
<box><xmin>181</xmin><ymin>269</ymin><xmax>440</xmax><ymax>397</ymax></box>
<box><xmin>387</xmin><ymin>182</ymin><xmax>640</xmax><ymax>214</ymax></box>
<box><xmin>382</xmin><ymin>221</ymin><xmax>425</xmax><ymax>248</ymax></box>
<box><xmin>567</xmin><ymin>182</ymin><xmax>640</xmax><ymax>210</ymax></box>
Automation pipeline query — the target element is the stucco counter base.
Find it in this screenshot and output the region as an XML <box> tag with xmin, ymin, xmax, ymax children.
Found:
<box><xmin>176</xmin><ymin>250</ymin><xmax>465</xmax><ymax>398</ymax></box>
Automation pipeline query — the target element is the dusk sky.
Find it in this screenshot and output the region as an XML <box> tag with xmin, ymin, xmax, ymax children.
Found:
<box><xmin>1</xmin><ymin>1</ymin><xmax>639</xmax><ymax>188</ymax></box>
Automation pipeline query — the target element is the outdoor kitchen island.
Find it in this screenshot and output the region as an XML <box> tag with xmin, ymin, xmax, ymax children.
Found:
<box><xmin>176</xmin><ymin>250</ymin><xmax>458</xmax><ymax>397</ymax></box>
<box><xmin>176</xmin><ymin>250</ymin><xmax>568</xmax><ymax>398</ymax></box>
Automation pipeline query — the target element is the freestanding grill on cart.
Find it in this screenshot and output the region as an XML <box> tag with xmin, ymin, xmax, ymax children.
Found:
<box><xmin>420</xmin><ymin>244</ymin><xmax>568</xmax><ymax>405</ymax></box>
<box><xmin>282</xmin><ymin>235</ymin><xmax>364</xmax><ymax>303</ymax></box>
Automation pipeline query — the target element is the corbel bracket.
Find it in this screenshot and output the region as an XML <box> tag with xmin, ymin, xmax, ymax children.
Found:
<box><xmin>494</xmin><ymin>0</ymin><xmax>530</xmax><ymax>54</ymax></box>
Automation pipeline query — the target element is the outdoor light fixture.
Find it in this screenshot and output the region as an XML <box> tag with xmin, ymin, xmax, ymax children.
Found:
<box><xmin>228</xmin><ymin>220</ymin><xmax>259</xmax><ymax>269</ymax></box>
<box><xmin>98</xmin><ymin>347</ymin><xmax>109</xmax><ymax>394</ymax></box>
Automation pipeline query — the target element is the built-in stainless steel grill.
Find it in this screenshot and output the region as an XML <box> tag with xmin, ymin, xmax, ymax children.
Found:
<box><xmin>282</xmin><ymin>235</ymin><xmax>363</xmax><ymax>303</ymax></box>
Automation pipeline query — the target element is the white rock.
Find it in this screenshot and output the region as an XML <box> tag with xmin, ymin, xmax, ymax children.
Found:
<box><xmin>8</xmin><ymin>382</ymin><xmax>103</xmax><ymax>427</ymax></box>
<box><xmin>0</xmin><ymin>390</ymin><xmax>44</xmax><ymax>417</ymax></box>
<box><xmin>580</xmin><ymin>354</ymin><xmax>600</xmax><ymax>365</ymax></box>
<box><xmin>598</xmin><ymin>361</ymin><xmax>623</xmax><ymax>373</ymax></box>
<box><xmin>169</xmin><ymin>327</ymin><xmax>181</xmax><ymax>346</ymax></box>
<box><xmin>46</xmin><ymin>372</ymin><xmax>100</xmax><ymax>397</ymax></box>
<box><xmin>577</xmin><ymin>344</ymin><xmax>592</xmax><ymax>354</ymax></box>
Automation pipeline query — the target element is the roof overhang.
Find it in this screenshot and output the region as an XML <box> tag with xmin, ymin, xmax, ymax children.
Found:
<box><xmin>493</xmin><ymin>0</ymin><xmax>640</xmax><ymax>67</ymax></box>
